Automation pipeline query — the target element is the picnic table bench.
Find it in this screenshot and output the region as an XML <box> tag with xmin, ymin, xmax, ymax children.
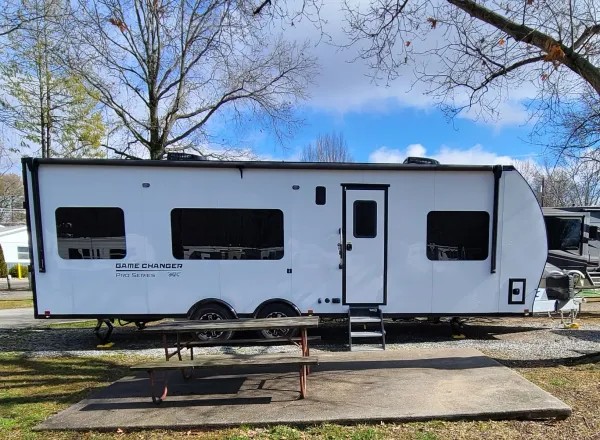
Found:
<box><xmin>132</xmin><ymin>316</ymin><xmax>320</xmax><ymax>403</ymax></box>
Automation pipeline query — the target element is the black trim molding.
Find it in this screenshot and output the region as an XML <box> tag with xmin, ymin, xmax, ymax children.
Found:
<box><xmin>24</xmin><ymin>157</ymin><xmax>516</xmax><ymax>172</ymax></box>
<box><xmin>21</xmin><ymin>158</ymin><xmax>39</xmax><ymax>316</ymax></box>
<box><xmin>490</xmin><ymin>165</ymin><xmax>502</xmax><ymax>273</ymax></box>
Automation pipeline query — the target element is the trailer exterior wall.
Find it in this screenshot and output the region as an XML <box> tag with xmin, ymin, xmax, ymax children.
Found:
<box><xmin>23</xmin><ymin>159</ymin><xmax>547</xmax><ymax>318</ymax></box>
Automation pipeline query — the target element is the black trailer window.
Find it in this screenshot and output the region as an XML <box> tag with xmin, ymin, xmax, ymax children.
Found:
<box><xmin>171</xmin><ymin>208</ymin><xmax>284</xmax><ymax>260</ymax></box>
<box><xmin>545</xmin><ymin>217</ymin><xmax>582</xmax><ymax>251</ymax></box>
<box><xmin>353</xmin><ymin>200</ymin><xmax>377</xmax><ymax>238</ymax></box>
<box><xmin>315</xmin><ymin>186</ymin><xmax>326</xmax><ymax>205</ymax></box>
<box><xmin>55</xmin><ymin>207</ymin><xmax>126</xmax><ymax>260</ymax></box>
<box><xmin>427</xmin><ymin>211</ymin><xmax>489</xmax><ymax>261</ymax></box>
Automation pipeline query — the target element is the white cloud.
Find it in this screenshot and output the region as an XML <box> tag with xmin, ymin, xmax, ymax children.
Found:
<box><xmin>369</xmin><ymin>143</ymin><xmax>516</xmax><ymax>165</ymax></box>
<box><xmin>369</xmin><ymin>144</ymin><xmax>426</xmax><ymax>163</ymax></box>
<box><xmin>285</xmin><ymin>1</ymin><xmax>540</xmax><ymax>128</ymax></box>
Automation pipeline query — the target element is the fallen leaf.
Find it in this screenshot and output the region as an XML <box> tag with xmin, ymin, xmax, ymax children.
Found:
<box><xmin>405</xmin><ymin>41</ymin><xmax>411</xmax><ymax>47</ymax></box>
<box><xmin>427</xmin><ymin>17</ymin><xmax>437</xmax><ymax>29</ymax></box>
<box><xmin>498</xmin><ymin>38</ymin><xmax>505</xmax><ymax>46</ymax></box>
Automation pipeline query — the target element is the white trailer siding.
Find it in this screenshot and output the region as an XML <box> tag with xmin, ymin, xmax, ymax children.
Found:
<box><xmin>23</xmin><ymin>159</ymin><xmax>546</xmax><ymax>319</ymax></box>
<box><xmin>498</xmin><ymin>171</ymin><xmax>547</xmax><ymax>313</ymax></box>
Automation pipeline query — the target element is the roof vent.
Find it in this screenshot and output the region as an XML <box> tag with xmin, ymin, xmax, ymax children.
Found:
<box><xmin>165</xmin><ymin>152</ymin><xmax>206</xmax><ymax>161</ymax></box>
<box><xmin>403</xmin><ymin>156</ymin><xmax>440</xmax><ymax>165</ymax></box>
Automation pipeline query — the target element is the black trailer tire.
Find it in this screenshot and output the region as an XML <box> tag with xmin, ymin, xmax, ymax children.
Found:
<box><xmin>255</xmin><ymin>303</ymin><xmax>299</xmax><ymax>339</ymax></box>
<box><xmin>190</xmin><ymin>304</ymin><xmax>234</xmax><ymax>341</ymax></box>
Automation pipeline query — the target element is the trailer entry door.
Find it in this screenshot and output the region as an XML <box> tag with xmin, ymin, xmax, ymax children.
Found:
<box><xmin>342</xmin><ymin>185</ymin><xmax>388</xmax><ymax>305</ymax></box>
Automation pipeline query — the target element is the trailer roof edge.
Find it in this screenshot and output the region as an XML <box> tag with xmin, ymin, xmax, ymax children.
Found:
<box><xmin>22</xmin><ymin>157</ymin><xmax>516</xmax><ymax>172</ymax></box>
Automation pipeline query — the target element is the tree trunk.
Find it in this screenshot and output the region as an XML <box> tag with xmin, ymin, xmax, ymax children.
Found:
<box><xmin>44</xmin><ymin>41</ymin><xmax>52</xmax><ymax>157</ymax></box>
<box><xmin>37</xmin><ymin>52</ymin><xmax>47</xmax><ymax>158</ymax></box>
<box><xmin>149</xmin><ymin>99</ymin><xmax>162</xmax><ymax>160</ymax></box>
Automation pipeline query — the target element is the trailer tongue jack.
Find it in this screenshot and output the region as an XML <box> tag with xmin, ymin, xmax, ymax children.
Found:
<box><xmin>94</xmin><ymin>319</ymin><xmax>114</xmax><ymax>344</ymax></box>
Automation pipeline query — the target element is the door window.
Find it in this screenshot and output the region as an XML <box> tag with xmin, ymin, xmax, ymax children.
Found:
<box><xmin>353</xmin><ymin>200</ymin><xmax>377</xmax><ymax>238</ymax></box>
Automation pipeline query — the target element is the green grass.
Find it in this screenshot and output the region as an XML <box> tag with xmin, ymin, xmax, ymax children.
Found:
<box><xmin>412</xmin><ymin>433</ymin><xmax>438</xmax><ymax>440</ymax></box>
<box><xmin>577</xmin><ymin>288</ymin><xmax>600</xmax><ymax>297</ymax></box>
<box><xmin>0</xmin><ymin>299</ymin><xmax>33</xmax><ymax>310</ymax></box>
<box><xmin>46</xmin><ymin>320</ymin><xmax>98</xmax><ymax>329</ymax></box>
<box><xmin>547</xmin><ymin>377</ymin><xmax>569</xmax><ymax>387</ymax></box>
<box><xmin>0</xmin><ymin>352</ymin><xmax>598</xmax><ymax>439</ymax></box>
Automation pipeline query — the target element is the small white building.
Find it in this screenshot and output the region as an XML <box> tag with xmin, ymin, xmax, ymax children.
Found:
<box><xmin>0</xmin><ymin>225</ymin><xmax>30</xmax><ymax>266</ymax></box>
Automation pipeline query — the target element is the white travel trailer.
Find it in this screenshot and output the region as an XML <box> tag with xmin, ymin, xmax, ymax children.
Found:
<box><xmin>22</xmin><ymin>157</ymin><xmax>563</xmax><ymax>343</ymax></box>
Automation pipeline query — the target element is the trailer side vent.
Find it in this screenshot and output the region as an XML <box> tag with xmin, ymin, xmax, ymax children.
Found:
<box><xmin>315</xmin><ymin>186</ymin><xmax>326</xmax><ymax>205</ymax></box>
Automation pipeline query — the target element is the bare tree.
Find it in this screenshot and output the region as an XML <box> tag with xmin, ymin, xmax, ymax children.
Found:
<box><xmin>0</xmin><ymin>0</ymin><xmax>47</xmax><ymax>37</ymax></box>
<box><xmin>536</xmin><ymin>90</ymin><xmax>600</xmax><ymax>163</ymax></box>
<box><xmin>301</xmin><ymin>132</ymin><xmax>352</xmax><ymax>162</ymax></box>
<box><xmin>61</xmin><ymin>0</ymin><xmax>317</xmax><ymax>160</ymax></box>
<box><xmin>342</xmin><ymin>0</ymin><xmax>599</xmax><ymax>131</ymax></box>
<box><xmin>0</xmin><ymin>174</ymin><xmax>25</xmax><ymax>225</ymax></box>
<box><xmin>515</xmin><ymin>154</ymin><xmax>600</xmax><ymax>207</ymax></box>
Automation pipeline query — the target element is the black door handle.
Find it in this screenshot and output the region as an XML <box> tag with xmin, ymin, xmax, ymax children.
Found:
<box><xmin>346</xmin><ymin>243</ymin><xmax>353</xmax><ymax>251</ymax></box>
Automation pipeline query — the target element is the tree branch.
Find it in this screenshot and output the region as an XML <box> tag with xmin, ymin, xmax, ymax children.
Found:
<box><xmin>253</xmin><ymin>0</ymin><xmax>271</xmax><ymax>15</ymax></box>
<box><xmin>573</xmin><ymin>24</ymin><xmax>600</xmax><ymax>49</ymax></box>
<box><xmin>102</xmin><ymin>143</ymin><xmax>142</xmax><ymax>160</ymax></box>
<box><xmin>446</xmin><ymin>0</ymin><xmax>600</xmax><ymax>95</ymax></box>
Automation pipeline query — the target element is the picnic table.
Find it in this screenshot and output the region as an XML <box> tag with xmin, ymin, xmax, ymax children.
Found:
<box><xmin>132</xmin><ymin>316</ymin><xmax>320</xmax><ymax>403</ymax></box>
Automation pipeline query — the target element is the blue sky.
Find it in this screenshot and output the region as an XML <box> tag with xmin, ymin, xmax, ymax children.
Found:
<box><xmin>251</xmin><ymin>102</ymin><xmax>542</xmax><ymax>164</ymax></box>
<box><xmin>232</xmin><ymin>4</ymin><xmax>548</xmax><ymax>166</ymax></box>
<box><xmin>4</xmin><ymin>1</ymin><xmax>547</xmax><ymax>169</ymax></box>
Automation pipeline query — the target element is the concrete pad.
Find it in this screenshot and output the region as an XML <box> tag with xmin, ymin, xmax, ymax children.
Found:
<box><xmin>36</xmin><ymin>348</ymin><xmax>571</xmax><ymax>431</ymax></box>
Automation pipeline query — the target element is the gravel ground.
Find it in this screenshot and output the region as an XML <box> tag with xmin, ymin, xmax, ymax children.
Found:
<box><xmin>1</xmin><ymin>311</ymin><xmax>599</xmax><ymax>365</ymax></box>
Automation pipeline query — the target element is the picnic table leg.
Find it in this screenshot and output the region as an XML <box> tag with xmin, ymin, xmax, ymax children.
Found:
<box><xmin>299</xmin><ymin>365</ymin><xmax>307</xmax><ymax>398</ymax></box>
<box><xmin>301</xmin><ymin>327</ymin><xmax>308</xmax><ymax>356</ymax></box>
<box><xmin>176</xmin><ymin>333</ymin><xmax>183</xmax><ymax>361</ymax></box>
<box><xmin>149</xmin><ymin>370</ymin><xmax>168</xmax><ymax>404</ymax></box>
<box><xmin>163</xmin><ymin>334</ymin><xmax>169</xmax><ymax>361</ymax></box>
<box><xmin>300</xmin><ymin>327</ymin><xmax>311</xmax><ymax>375</ymax></box>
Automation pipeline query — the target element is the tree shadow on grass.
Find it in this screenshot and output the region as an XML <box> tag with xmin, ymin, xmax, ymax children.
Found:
<box><xmin>0</xmin><ymin>354</ymin><xmax>130</xmax><ymax>409</ymax></box>
<box><xmin>494</xmin><ymin>351</ymin><xmax>600</xmax><ymax>368</ymax></box>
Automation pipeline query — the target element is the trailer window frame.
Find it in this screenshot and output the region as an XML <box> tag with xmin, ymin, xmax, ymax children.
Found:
<box><xmin>426</xmin><ymin>211</ymin><xmax>490</xmax><ymax>261</ymax></box>
<box><xmin>171</xmin><ymin>208</ymin><xmax>284</xmax><ymax>261</ymax></box>
<box><xmin>55</xmin><ymin>207</ymin><xmax>127</xmax><ymax>260</ymax></box>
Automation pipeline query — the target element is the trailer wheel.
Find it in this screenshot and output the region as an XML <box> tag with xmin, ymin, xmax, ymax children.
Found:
<box><xmin>256</xmin><ymin>303</ymin><xmax>299</xmax><ymax>339</ymax></box>
<box><xmin>190</xmin><ymin>304</ymin><xmax>234</xmax><ymax>341</ymax></box>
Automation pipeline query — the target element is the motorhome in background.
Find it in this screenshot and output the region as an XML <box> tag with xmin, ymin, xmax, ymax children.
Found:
<box><xmin>22</xmin><ymin>157</ymin><xmax>573</xmax><ymax>343</ymax></box>
<box><xmin>541</xmin><ymin>206</ymin><xmax>600</xmax><ymax>289</ymax></box>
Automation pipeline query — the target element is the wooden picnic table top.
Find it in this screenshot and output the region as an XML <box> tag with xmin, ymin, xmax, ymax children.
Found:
<box><xmin>142</xmin><ymin>316</ymin><xmax>320</xmax><ymax>333</ymax></box>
